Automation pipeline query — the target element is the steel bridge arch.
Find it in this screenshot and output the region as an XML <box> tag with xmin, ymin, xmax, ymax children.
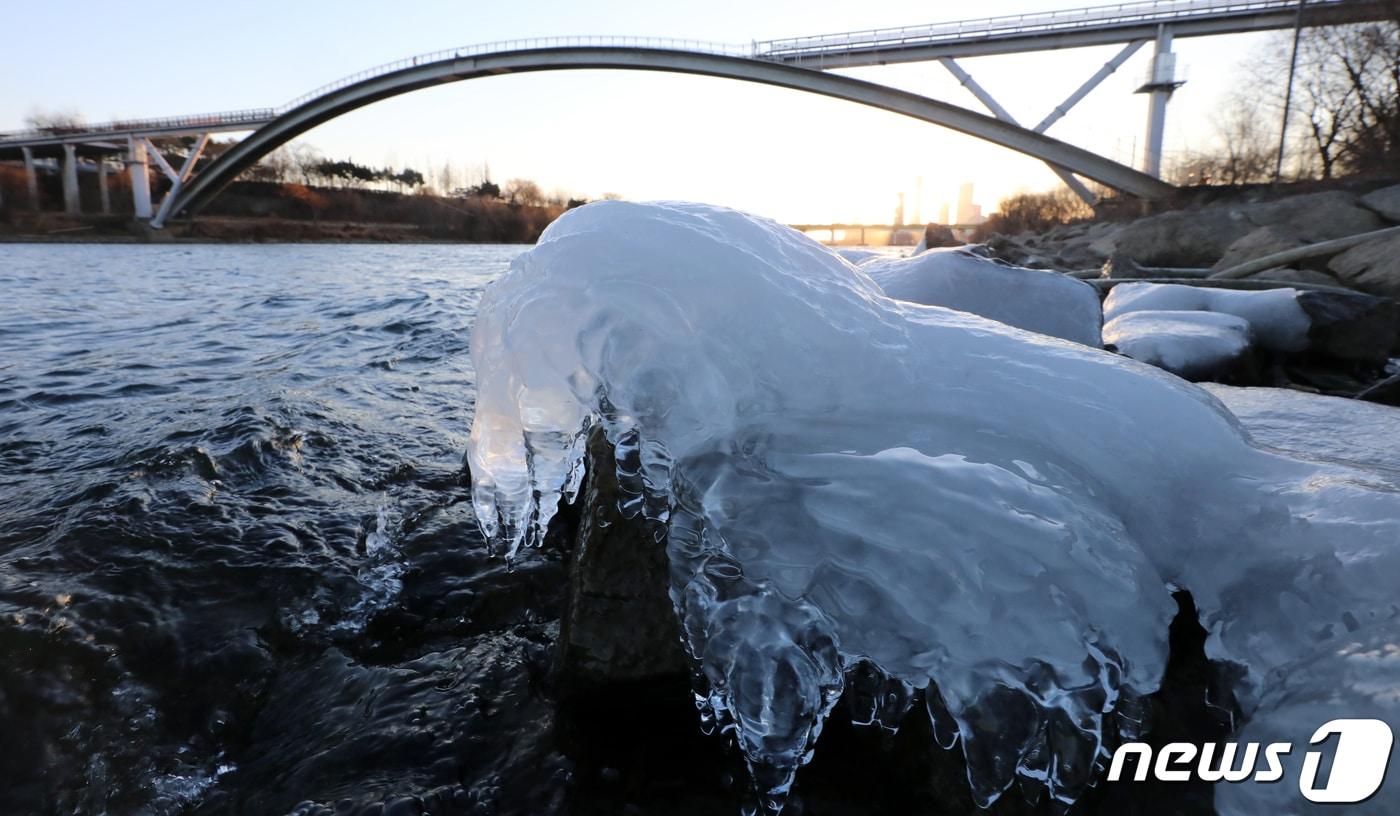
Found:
<box><xmin>163</xmin><ymin>46</ymin><xmax>1174</xmax><ymax>224</ymax></box>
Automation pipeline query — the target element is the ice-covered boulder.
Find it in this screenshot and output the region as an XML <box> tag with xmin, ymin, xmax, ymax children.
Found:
<box><xmin>1104</xmin><ymin>281</ymin><xmax>1309</xmax><ymax>353</ymax></box>
<box><xmin>833</xmin><ymin>247</ymin><xmax>882</xmax><ymax>265</ymax></box>
<box><xmin>1105</xmin><ymin>281</ymin><xmax>1399</xmax><ymax>367</ymax></box>
<box><xmin>466</xmin><ymin>201</ymin><xmax>1400</xmax><ymax>813</ymax></box>
<box><xmin>1103</xmin><ymin>310</ymin><xmax>1256</xmax><ymax>380</ymax></box>
<box><xmin>864</xmin><ymin>248</ymin><xmax>1103</xmax><ymax>346</ymax></box>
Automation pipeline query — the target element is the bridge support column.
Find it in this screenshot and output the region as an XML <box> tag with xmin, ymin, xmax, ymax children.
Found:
<box><xmin>128</xmin><ymin>137</ymin><xmax>152</xmax><ymax>219</ymax></box>
<box><xmin>150</xmin><ymin>133</ymin><xmax>210</xmax><ymax>229</ymax></box>
<box><xmin>1139</xmin><ymin>25</ymin><xmax>1179</xmax><ymax>179</ymax></box>
<box><xmin>62</xmin><ymin>144</ymin><xmax>80</xmax><ymax>215</ymax></box>
<box><xmin>941</xmin><ymin>58</ymin><xmax>1096</xmax><ymax>205</ymax></box>
<box><xmin>21</xmin><ymin>147</ymin><xmax>39</xmax><ymax>209</ymax></box>
<box><xmin>99</xmin><ymin>160</ymin><xmax>111</xmax><ymax>214</ymax></box>
<box><xmin>1033</xmin><ymin>40</ymin><xmax>1146</xmax><ymax>133</ymax></box>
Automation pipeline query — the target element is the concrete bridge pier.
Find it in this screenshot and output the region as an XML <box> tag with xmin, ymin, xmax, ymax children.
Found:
<box><xmin>62</xmin><ymin>144</ymin><xmax>80</xmax><ymax>215</ymax></box>
<box><xmin>98</xmin><ymin>160</ymin><xmax>111</xmax><ymax>214</ymax></box>
<box><xmin>21</xmin><ymin>146</ymin><xmax>38</xmax><ymax>209</ymax></box>
<box><xmin>127</xmin><ymin>137</ymin><xmax>152</xmax><ymax>219</ymax></box>
<box><xmin>1140</xmin><ymin>24</ymin><xmax>1180</xmax><ymax>179</ymax></box>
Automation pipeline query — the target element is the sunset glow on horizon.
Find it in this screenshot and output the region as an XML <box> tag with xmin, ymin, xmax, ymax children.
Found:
<box><xmin>1</xmin><ymin>0</ymin><xmax>1281</xmax><ymax>224</ymax></box>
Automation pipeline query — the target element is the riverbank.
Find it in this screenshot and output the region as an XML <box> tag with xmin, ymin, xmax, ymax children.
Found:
<box><xmin>0</xmin><ymin>213</ymin><xmax>516</xmax><ymax>244</ymax></box>
<box><xmin>0</xmin><ymin>180</ymin><xmax>567</xmax><ymax>243</ymax></box>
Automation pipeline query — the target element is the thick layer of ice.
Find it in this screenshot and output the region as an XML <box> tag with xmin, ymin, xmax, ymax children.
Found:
<box><xmin>466</xmin><ymin>201</ymin><xmax>1400</xmax><ymax>812</ymax></box>
<box><xmin>1103</xmin><ymin>310</ymin><xmax>1254</xmax><ymax>378</ymax></box>
<box><xmin>1202</xmin><ymin>384</ymin><xmax>1400</xmax><ymax>478</ymax></box>
<box><xmin>865</xmin><ymin>248</ymin><xmax>1103</xmax><ymax>346</ymax></box>
<box><xmin>1103</xmin><ymin>281</ymin><xmax>1309</xmax><ymax>353</ymax></box>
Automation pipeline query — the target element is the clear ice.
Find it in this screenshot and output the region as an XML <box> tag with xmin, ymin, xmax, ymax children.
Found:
<box><xmin>465</xmin><ymin>201</ymin><xmax>1400</xmax><ymax>813</ymax></box>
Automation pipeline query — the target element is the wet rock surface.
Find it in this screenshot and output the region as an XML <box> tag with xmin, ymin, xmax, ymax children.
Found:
<box><xmin>555</xmin><ymin>438</ymin><xmax>1235</xmax><ymax>816</ymax></box>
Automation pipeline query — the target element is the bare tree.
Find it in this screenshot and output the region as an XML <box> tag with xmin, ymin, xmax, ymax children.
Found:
<box><xmin>1171</xmin><ymin>90</ymin><xmax>1276</xmax><ymax>185</ymax></box>
<box><xmin>24</xmin><ymin>108</ymin><xmax>85</xmax><ymax>134</ymax></box>
<box><xmin>503</xmin><ymin>178</ymin><xmax>545</xmax><ymax>207</ymax></box>
<box><xmin>1281</xmin><ymin>11</ymin><xmax>1400</xmax><ymax>177</ymax></box>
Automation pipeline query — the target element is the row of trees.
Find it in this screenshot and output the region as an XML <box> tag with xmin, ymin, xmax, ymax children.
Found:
<box><xmin>240</xmin><ymin>143</ymin><xmax>598</xmax><ymax>206</ymax></box>
<box><xmin>1171</xmin><ymin>11</ymin><xmax>1399</xmax><ymax>185</ymax></box>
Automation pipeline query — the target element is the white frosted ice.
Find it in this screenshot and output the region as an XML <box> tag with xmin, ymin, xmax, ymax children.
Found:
<box><xmin>864</xmin><ymin>248</ymin><xmax>1103</xmax><ymax>346</ymax></box>
<box><xmin>833</xmin><ymin>247</ymin><xmax>882</xmax><ymax>265</ymax></box>
<box><xmin>465</xmin><ymin>201</ymin><xmax>1400</xmax><ymax>813</ymax></box>
<box><xmin>1103</xmin><ymin>281</ymin><xmax>1309</xmax><ymax>353</ymax></box>
<box><xmin>1104</xmin><ymin>310</ymin><xmax>1254</xmax><ymax>378</ymax></box>
<box><xmin>1202</xmin><ymin>384</ymin><xmax>1400</xmax><ymax>478</ymax></box>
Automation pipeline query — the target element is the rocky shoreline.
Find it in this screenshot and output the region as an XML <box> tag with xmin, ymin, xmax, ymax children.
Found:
<box><xmin>980</xmin><ymin>182</ymin><xmax>1400</xmax><ymax>401</ymax></box>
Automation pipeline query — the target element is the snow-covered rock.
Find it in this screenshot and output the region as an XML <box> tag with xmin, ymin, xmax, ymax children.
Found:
<box><xmin>466</xmin><ymin>201</ymin><xmax>1400</xmax><ymax>813</ymax></box>
<box><xmin>864</xmin><ymin>247</ymin><xmax>1103</xmax><ymax>346</ymax></box>
<box><xmin>834</xmin><ymin>247</ymin><xmax>882</xmax><ymax>265</ymax></box>
<box><xmin>1104</xmin><ymin>281</ymin><xmax>1310</xmax><ymax>353</ymax></box>
<box><xmin>1103</xmin><ymin>310</ymin><xmax>1255</xmax><ymax>380</ymax></box>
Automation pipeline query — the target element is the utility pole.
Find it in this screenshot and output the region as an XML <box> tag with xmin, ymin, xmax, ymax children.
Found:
<box><xmin>1274</xmin><ymin>0</ymin><xmax>1308</xmax><ymax>183</ymax></box>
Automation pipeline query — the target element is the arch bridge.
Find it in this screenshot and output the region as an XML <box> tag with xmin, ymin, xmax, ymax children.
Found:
<box><xmin>0</xmin><ymin>0</ymin><xmax>1390</xmax><ymax>226</ymax></box>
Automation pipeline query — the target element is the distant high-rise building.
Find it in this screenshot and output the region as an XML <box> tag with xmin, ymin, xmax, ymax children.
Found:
<box><xmin>913</xmin><ymin>176</ymin><xmax>923</xmax><ymax>224</ymax></box>
<box><xmin>938</xmin><ymin>202</ymin><xmax>950</xmax><ymax>225</ymax></box>
<box><xmin>955</xmin><ymin>182</ymin><xmax>984</xmax><ymax>225</ymax></box>
<box><xmin>894</xmin><ymin>192</ymin><xmax>905</xmax><ymax>227</ymax></box>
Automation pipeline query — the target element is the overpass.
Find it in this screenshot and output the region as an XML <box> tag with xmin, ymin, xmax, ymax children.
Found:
<box><xmin>0</xmin><ymin>0</ymin><xmax>1390</xmax><ymax>226</ymax></box>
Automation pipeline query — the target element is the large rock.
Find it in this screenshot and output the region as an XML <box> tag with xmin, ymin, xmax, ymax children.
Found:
<box><xmin>1242</xmin><ymin>267</ymin><xmax>1343</xmax><ymax>287</ymax></box>
<box><xmin>1103</xmin><ymin>280</ymin><xmax>1398</xmax><ymax>367</ymax></box>
<box><xmin>1103</xmin><ymin>310</ymin><xmax>1258</xmax><ymax>382</ymax></box>
<box><xmin>1112</xmin><ymin>191</ymin><xmax>1384</xmax><ymax>268</ymax></box>
<box><xmin>1103</xmin><ymin>281</ymin><xmax>1310</xmax><ymax>353</ymax></box>
<box><xmin>556</xmin><ymin>429</ymin><xmax>686</xmax><ymax>695</ymax></box>
<box><xmin>1296</xmin><ymin>288</ymin><xmax>1400</xmax><ymax>364</ymax></box>
<box><xmin>1243</xmin><ymin>190</ymin><xmax>1384</xmax><ymax>243</ymax></box>
<box><xmin>865</xmin><ymin>247</ymin><xmax>1104</xmax><ymax>346</ymax></box>
<box><xmin>1328</xmin><ymin>232</ymin><xmax>1400</xmax><ymax>300</ymax></box>
<box><xmin>1110</xmin><ymin>208</ymin><xmax>1254</xmax><ymax>267</ymax></box>
<box><xmin>921</xmin><ymin>223</ymin><xmax>961</xmax><ymax>249</ymax></box>
<box><xmin>1211</xmin><ymin>226</ymin><xmax>1306</xmax><ymax>273</ymax></box>
<box><xmin>1360</xmin><ymin>184</ymin><xmax>1400</xmax><ymax>223</ymax></box>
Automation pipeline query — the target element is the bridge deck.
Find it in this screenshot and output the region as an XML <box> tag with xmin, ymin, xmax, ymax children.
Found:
<box><xmin>755</xmin><ymin>0</ymin><xmax>1393</xmax><ymax>66</ymax></box>
<box><xmin>1</xmin><ymin>1</ymin><xmax>1389</xmax><ymax>148</ymax></box>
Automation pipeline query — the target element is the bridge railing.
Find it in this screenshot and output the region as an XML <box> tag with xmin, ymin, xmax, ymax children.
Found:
<box><xmin>0</xmin><ymin>108</ymin><xmax>278</xmax><ymax>144</ymax></box>
<box><xmin>0</xmin><ymin>37</ymin><xmax>759</xmax><ymax>145</ymax></box>
<box><xmin>754</xmin><ymin>0</ymin><xmax>1336</xmax><ymax>58</ymax></box>
<box><xmin>275</xmin><ymin>36</ymin><xmax>759</xmax><ymax>114</ymax></box>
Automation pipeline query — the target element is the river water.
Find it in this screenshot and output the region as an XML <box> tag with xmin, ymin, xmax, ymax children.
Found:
<box><xmin>0</xmin><ymin>244</ymin><xmax>589</xmax><ymax>815</ymax></box>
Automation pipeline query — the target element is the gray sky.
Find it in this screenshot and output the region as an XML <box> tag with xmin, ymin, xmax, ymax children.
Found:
<box><xmin>0</xmin><ymin>0</ymin><xmax>1278</xmax><ymax>222</ymax></box>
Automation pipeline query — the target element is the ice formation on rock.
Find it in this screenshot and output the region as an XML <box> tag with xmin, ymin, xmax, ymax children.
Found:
<box><xmin>1202</xmin><ymin>384</ymin><xmax>1400</xmax><ymax>477</ymax></box>
<box><xmin>865</xmin><ymin>248</ymin><xmax>1103</xmax><ymax>346</ymax></box>
<box><xmin>1103</xmin><ymin>281</ymin><xmax>1309</xmax><ymax>353</ymax></box>
<box><xmin>466</xmin><ymin>201</ymin><xmax>1400</xmax><ymax>813</ymax></box>
<box><xmin>833</xmin><ymin>247</ymin><xmax>882</xmax><ymax>265</ymax></box>
<box><xmin>1103</xmin><ymin>310</ymin><xmax>1254</xmax><ymax>378</ymax></box>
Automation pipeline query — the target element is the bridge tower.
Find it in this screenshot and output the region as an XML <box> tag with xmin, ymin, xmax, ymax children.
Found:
<box><xmin>1136</xmin><ymin>24</ymin><xmax>1186</xmax><ymax>179</ymax></box>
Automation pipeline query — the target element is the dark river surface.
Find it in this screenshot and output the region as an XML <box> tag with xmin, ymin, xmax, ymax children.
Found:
<box><xmin>0</xmin><ymin>244</ymin><xmax>592</xmax><ymax>815</ymax></box>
